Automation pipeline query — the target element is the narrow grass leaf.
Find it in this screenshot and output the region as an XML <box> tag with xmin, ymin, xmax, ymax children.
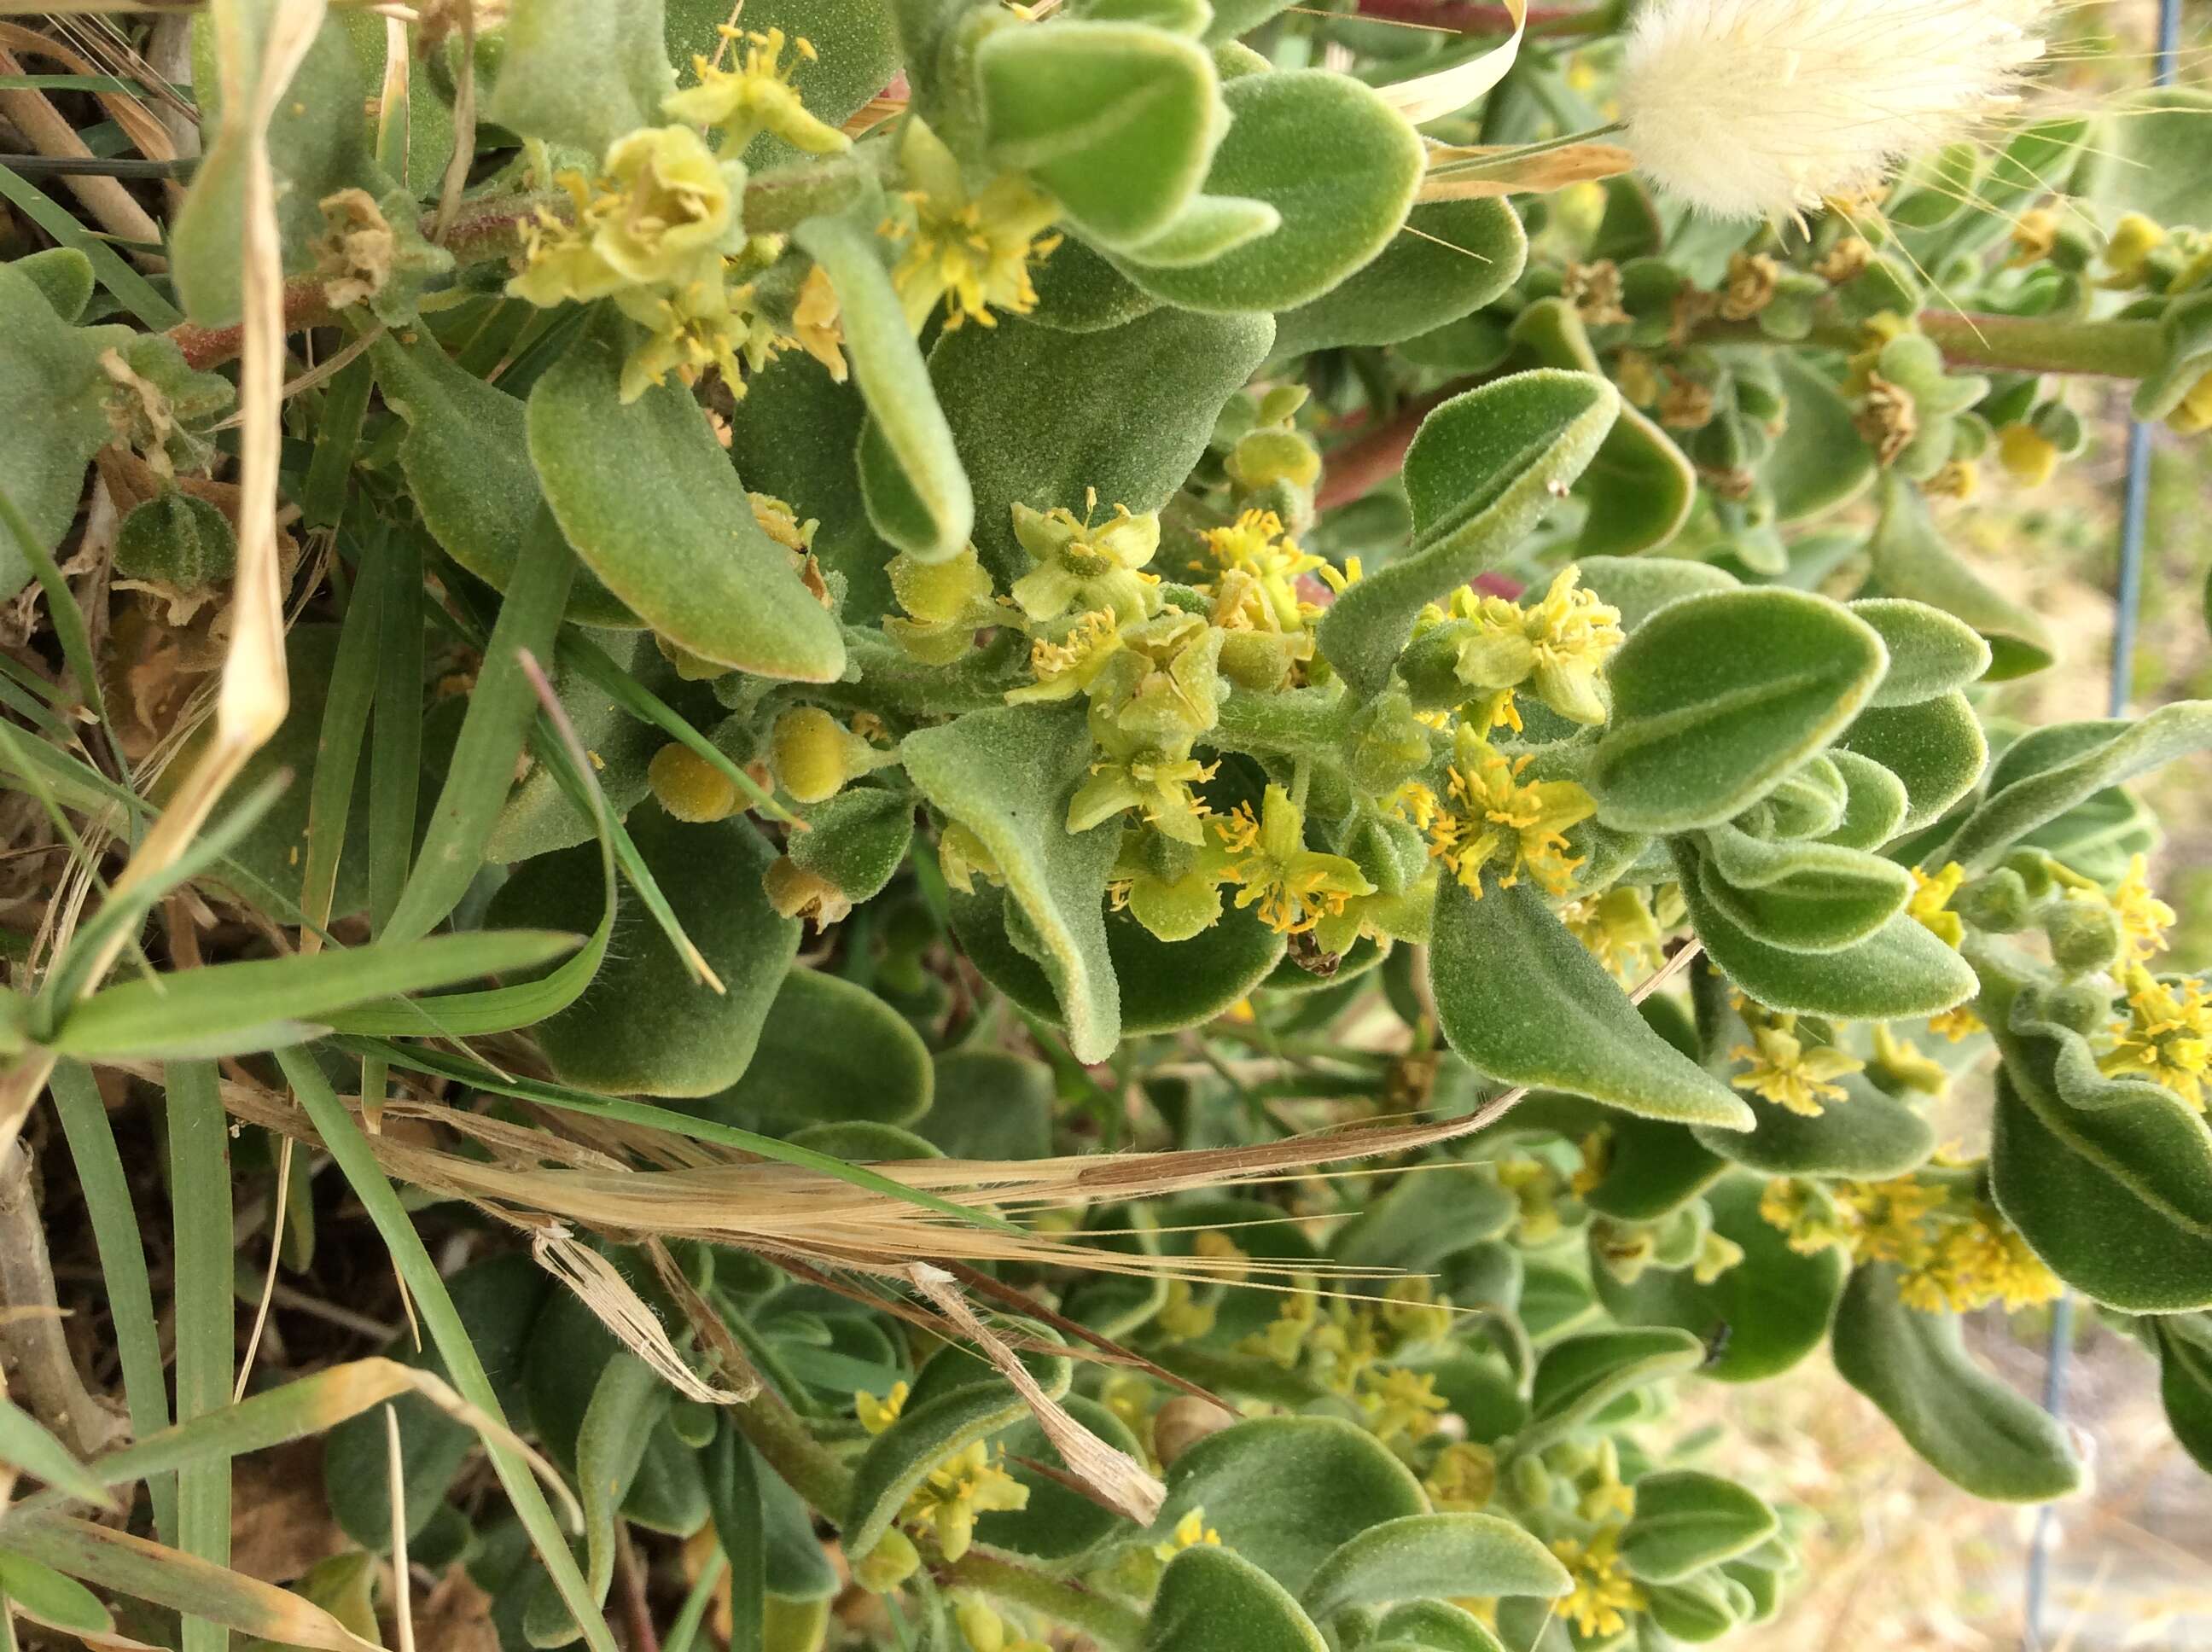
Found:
<box><xmin>0</xmin><ymin>1399</ymin><xmax>111</xmax><ymax>1509</ymax></box>
<box><xmin>165</xmin><ymin>1061</ymin><xmax>233</xmax><ymax>1652</ymax></box>
<box><xmin>0</xmin><ymin>163</ymin><xmax>181</xmax><ymax>328</ymax></box>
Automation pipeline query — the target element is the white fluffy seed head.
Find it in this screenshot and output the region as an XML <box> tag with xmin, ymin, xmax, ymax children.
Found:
<box><xmin>1618</xmin><ymin>0</ymin><xmax>2052</xmax><ymax>221</ymax></box>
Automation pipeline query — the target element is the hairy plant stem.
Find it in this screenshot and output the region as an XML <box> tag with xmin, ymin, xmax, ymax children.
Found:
<box><xmin>725</xmin><ymin>1375</ymin><xmax>855</xmax><ymax>1520</ymax></box>
<box><xmin>942</xmin><ymin>1550</ymin><xmax>1148</xmax><ymax>1651</ymax></box>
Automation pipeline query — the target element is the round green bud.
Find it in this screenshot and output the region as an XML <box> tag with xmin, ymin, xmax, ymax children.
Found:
<box><xmin>2046</xmin><ymin>898</ymin><xmax>2124</xmax><ymax>977</ymax></box>
<box><xmin>114</xmin><ymin>492</ymin><xmax>236</xmax><ymax>590</ymax></box>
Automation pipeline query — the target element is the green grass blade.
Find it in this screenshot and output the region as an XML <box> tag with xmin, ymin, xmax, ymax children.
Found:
<box><xmin>384</xmin><ymin>506</ymin><xmax>574</xmax><ymax>945</ymax></box>
<box><xmin>49</xmin><ymin>1062</ymin><xmax>175</xmax><ymax>1542</ymax></box>
<box><xmin>331</xmin><ymin>1034</ymin><xmax>1022</xmax><ymax>1236</ymax></box>
<box><xmin>0</xmin><ymin>1398</ymin><xmax>111</xmax><ymax>1508</ymax></box>
<box><xmin>558</xmin><ymin>628</ymin><xmax>799</xmax><ymax>827</ymax></box>
<box><xmin>0</xmin><ymin>164</ymin><xmax>181</xmax><ymax>329</ymax></box>
<box><xmin>0</xmin><ymin>477</ymin><xmax>115</xmax><ymax>749</ymax></box>
<box><xmin>49</xmin><ymin>929</ymin><xmax>581</xmax><ymax>1059</ymax></box>
<box><xmin>165</xmin><ymin>1062</ymin><xmax>232</xmax><ymax>1652</ymax></box>
<box><xmin>300</xmin><ymin>569</ymin><xmax>382</xmax><ymax>934</ymax></box>
<box><xmin>273</xmin><ymin>1045</ymin><xmax>619</xmax><ymax>1652</ymax></box>
<box><xmin>368</xmin><ymin>527</ymin><xmax>426</xmax><ymax>932</ymax></box>
<box><xmin>302</xmin><ymin>348</ymin><xmax>375</xmax><ymax>532</ymax></box>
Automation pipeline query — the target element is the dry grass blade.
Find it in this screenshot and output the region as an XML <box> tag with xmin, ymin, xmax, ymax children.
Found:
<box><xmin>531</xmin><ymin>1227</ymin><xmax>750</xmax><ymax>1405</ymax></box>
<box><xmin>905</xmin><ymin>1262</ymin><xmax>1166</xmax><ymax>1525</ymax></box>
<box><xmin>1375</xmin><ymin>0</ymin><xmax>1526</xmax><ymax>125</ymax></box>
<box><xmin>1418</xmin><ymin>140</ymin><xmax>1635</xmax><ymax>199</ymax></box>
<box><xmin>0</xmin><ymin>1513</ymin><xmax>387</xmax><ymax>1652</ymax></box>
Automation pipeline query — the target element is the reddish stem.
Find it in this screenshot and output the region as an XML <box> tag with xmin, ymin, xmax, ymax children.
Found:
<box><xmin>1314</xmin><ymin>386</ymin><xmax>1458</xmax><ymax>512</ymax></box>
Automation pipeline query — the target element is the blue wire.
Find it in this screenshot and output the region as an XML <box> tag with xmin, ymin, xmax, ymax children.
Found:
<box><xmin>2024</xmin><ymin>5</ymin><xmax>2179</xmax><ymax>1644</ymax></box>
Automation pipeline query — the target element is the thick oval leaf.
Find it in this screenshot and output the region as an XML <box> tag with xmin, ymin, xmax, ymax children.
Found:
<box><xmin>1850</xmin><ymin>598</ymin><xmax>1990</xmax><ymax>708</ymax></box>
<box><xmin>486</xmin><ymin>0</ymin><xmax>675</xmax><ymax>154</ymax></box>
<box><xmin>1831</xmin><ymin>1264</ymin><xmax>2082</xmax><ymax>1502</ymax></box>
<box><xmin>1676</xmin><ymin>845</ymin><xmax>1976</xmax><ymax>1021</ymax></box>
<box><xmin>1693</xmin><ymin>1074</ymin><xmax>1935</xmax><ymax>1179</ymax></box>
<box><xmin>1507</xmin><ymin>299</ymin><xmax>1692</xmax><ymax>557</ymax></box>
<box><xmin>864</xmin><ymin>303</ymin><xmax>1273</xmax><ymax>583</ymax></box>
<box><xmin>948</xmin><ymin>883</ymin><xmax>1284</xmax><ymax>1038</ymax></box>
<box><xmin>798</xmin><ymin>212</ymin><xmax>975</xmax><ymax>564</ymax></box>
<box><xmin>978</xmin><ymin>21</ymin><xmax>1221</xmax><ymax>247</ymax></box>
<box><xmin>1939</xmin><ymin>701</ymin><xmax>2212</xmax><ymax>872</ymax></box>
<box><xmin>1766</xmin><ymin>358</ymin><xmax>1873</xmax><ymax>522</ymax></box>
<box><xmin>1371</xmin><ymin>1602</ymin><xmax>1505</xmax><ymax>1652</ymax></box>
<box><xmin>1589</xmin><ymin>590</ymin><xmax>1888</xmax><ymax>834</ymax></box>
<box><xmin>486</xmin><ymin>810</ymin><xmax>800</xmax><ymax>1097</ymax></box>
<box><xmin>1156</xmin><ymin>1417</ymin><xmax>1426</xmax><ymax>1595</ymax></box>
<box><xmin>1620</xmin><ymin>1471</ymin><xmax>1778</xmax><ymax>1585</ymax></box>
<box><xmin>918</xmin><ymin>1049</ymin><xmax>1055</xmax><ymax>1160</ymax></box>
<box><xmin>844</xmin><ymin>1378</ymin><xmax>1048</xmax><ymax>1558</ymax></box>
<box><xmin>695</xmin><ymin>967</ymin><xmax>934</xmax><ymax>1129</ymax></box>
<box><xmin>0</xmin><ymin>263</ymin><xmax>117</xmax><ymax>599</ymax></box>
<box><xmin>370</xmin><ymin>334</ymin><xmax>633</xmax><ymax>626</ymax></box>
<box><xmin>1834</xmin><ymin>693</ymin><xmax>1987</xmax><ymax>835</ymax></box>
<box><xmin>1429</xmin><ymin>875</ymin><xmax>1752</xmax><ymax>1130</ymax></box>
<box><xmin>2156</xmin><ymin>1319</ymin><xmax>2212</xmax><ymax>1475</ymax></box>
<box><xmin>1522</xmin><ymin>1329</ymin><xmax>1704</xmax><ymax>1450</ymax></box>
<box><xmin>1302</xmin><ymin>1515</ymin><xmax>1569</xmax><ymax>1620</ymax></box>
<box><xmin>1594</xmin><ymin>1174</ymin><xmax>1844</xmax><ymax>1382</ymax></box>
<box><xmin>1821</xmin><ymin>750</ymin><xmax>1911</xmax><ymax>851</ymax></box>
<box><xmin>1111</xmin><ymin>70</ymin><xmax>1423</xmax><ymax>312</ymax></box>
<box><xmin>1271</xmin><ymin>198</ymin><xmax>1526</xmax><ymax>357</ymax></box>
<box><xmin>1697</xmin><ymin>824</ymin><xmax>1912</xmax><ymax>954</ymax></box>
<box><xmin>1318</xmin><ymin>371</ymin><xmax>1619</xmax><ymax>695</ymax></box>
<box><xmin>527</xmin><ymin>311</ymin><xmax>846</xmax><ymax>679</ymax></box>
<box><xmin>1149</xmin><ymin>1545</ymin><xmax>1327</xmax><ymax>1652</ymax></box>
<box><xmin>1866</xmin><ymin>472</ymin><xmax>2052</xmax><ymax>678</ymax></box>
<box><xmin>903</xmin><ymin>704</ymin><xmax>1122</xmax><ymax>1062</ymax></box>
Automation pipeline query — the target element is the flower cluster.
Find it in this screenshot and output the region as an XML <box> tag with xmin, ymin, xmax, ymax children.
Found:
<box><xmin>1245</xmin><ymin>1277</ymin><xmax>1456</xmax><ymax>1447</ymax></box>
<box><xmin>1551</xmin><ymin>1527</ymin><xmax>1644</xmax><ymax>1639</ymax></box>
<box><xmin>1424</xmin><ymin>725</ymin><xmax>1596</xmax><ymax>899</ymax></box>
<box><xmin>884</xmin><ymin>118</ymin><xmax>1062</xmax><ymax>332</ymax></box>
<box><xmin>1729</xmin><ymin>1009</ymin><xmax>1863</xmax><ymax>1116</ymax></box>
<box><xmin>1424</xmin><ymin>566</ymin><xmax>1625</xmax><ymax>732</ymax></box>
<box><xmin>1759</xmin><ymin>1176</ymin><xmax>2059</xmax><ymax>1313</ymax></box>
<box><xmin>2102</xmin><ymin>966</ymin><xmax>2212</xmax><ymax>1110</ymax></box>
<box><xmin>853</xmin><ymin>1381</ymin><xmax>1031</xmax><ymax>1568</ymax></box>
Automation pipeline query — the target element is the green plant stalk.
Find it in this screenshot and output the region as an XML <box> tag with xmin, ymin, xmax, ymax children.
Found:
<box><xmin>944</xmin><ymin>1550</ymin><xmax>1148</xmax><ymax>1652</ymax></box>
<box><xmin>1705</xmin><ymin>304</ymin><xmax>2168</xmax><ymax>379</ymax></box>
<box><xmin>724</xmin><ymin>1375</ymin><xmax>855</xmax><ymax>1521</ymax></box>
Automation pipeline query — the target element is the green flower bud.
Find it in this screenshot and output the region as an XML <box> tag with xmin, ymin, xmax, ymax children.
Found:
<box><xmin>2046</xmin><ymin>897</ymin><xmax>2125</xmax><ymax>977</ymax></box>
<box><xmin>114</xmin><ymin>492</ymin><xmax>237</xmax><ymax>592</ymax></box>
<box><xmin>851</xmin><ymin>1528</ymin><xmax>922</xmax><ymax>1594</ymax></box>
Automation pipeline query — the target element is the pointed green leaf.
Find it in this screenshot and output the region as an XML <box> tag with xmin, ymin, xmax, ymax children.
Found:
<box><xmin>1150</xmin><ymin>1546</ymin><xmax>1327</xmax><ymax>1652</ymax></box>
<box><xmin>1301</xmin><ymin>1515</ymin><xmax>1569</xmax><ymax>1620</ymax></box>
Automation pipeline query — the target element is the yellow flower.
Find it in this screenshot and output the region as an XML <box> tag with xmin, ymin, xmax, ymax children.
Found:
<box><xmin>1214</xmin><ymin>786</ymin><xmax>1376</xmax><ymax>937</ymax></box>
<box><xmin>1359</xmin><ymin>1366</ymin><xmax>1448</xmax><ymax>1446</ymax></box>
<box><xmin>1426</xmin><ymin>730</ymin><xmax>1595</xmax><ymax>897</ymax></box>
<box><xmin>2109</xmin><ymin>853</ymin><xmax>2177</xmax><ymax>966</ymax></box>
<box><xmin>1899</xmin><ymin>1207</ymin><xmax>2060</xmax><ymax>1313</ymax></box>
<box><xmin>664</xmin><ymin>27</ymin><xmax>851</xmax><ymax>155</ymax></box>
<box><xmin>1379</xmin><ymin>1277</ymin><xmax>1452</xmax><ymax>1345</ymax></box>
<box><xmin>1870</xmin><ymin>1021</ymin><xmax>1948</xmax><ymax>1097</ymax></box>
<box><xmin>1758</xmin><ymin>1178</ymin><xmax>1854</xmax><ymax>1255</ymax></box>
<box><xmin>1153</xmin><ymin>1507</ymin><xmax>1222</xmax><ymax>1562</ymax></box>
<box><xmin>790</xmin><ymin>262</ymin><xmax>847</xmax><ymax>381</ymax></box>
<box><xmin>887</xmin><ymin>118</ymin><xmax>1061</xmax><ymax>333</ymax></box>
<box><xmin>1424</xmin><ymin>1441</ymin><xmax>1497</xmax><ymax>1512</ymax></box>
<box><xmin>1496</xmin><ymin>1156</ymin><xmax>1567</xmax><ymax>1243</ymax></box>
<box><xmin>1451</xmin><ymin>565</ymin><xmax>1624</xmax><ymax>729</ymax></box>
<box><xmin>1693</xmin><ymin>1230</ymin><xmax>1745</xmax><ymax>1285</ymax></box>
<box><xmin>1729</xmin><ymin>1017</ymin><xmax>1863</xmax><ymax>1116</ymax></box>
<box><xmin>2006</xmin><ymin>206</ymin><xmax>2058</xmax><ymax>267</ymax></box>
<box><xmin>1551</xmin><ymin>1529</ymin><xmax>1644</xmax><ymax>1640</ymax></box>
<box><xmin>1194</xmin><ymin>509</ymin><xmax>1325</xmax><ymax>640</ymax></box>
<box><xmin>1561</xmin><ymin>887</ymin><xmax>1662</xmax><ymax>981</ymax></box>
<box><xmin>2102</xmin><ymin>966</ymin><xmax>2212</xmax><ymax>1110</ymax></box>
<box><xmin>1008</xmin><ymin>608</ymin><xmax>1124</xmax><ymax>704</ymax></box>
<box><xmin>856</xmin><ymin>1381</ymin><xmax>909</xmax><ymax>1435</ymax></box>
<box><xmin>1155</xmin><ymin>1278</ymin><xmax>1220</xmax><ymax>1341</ymax></box>
<box><xmin>1009</xmin><ymin>492</ymin><xmax>1161</xmax><ymax>623</ymax></box>
<box><xmin>1249</xmin><ymin>1280</ymin><xmax>1319</xmax><ymax>1368</ymax></box>
<box><xmin>1072</xmin><ymin>751</ymin><xmax>1219</xmax><ymax>846</ymax></box>
<box><xmin>1908</xmin><ymin>862</ymin><xmax>1966</xmax><ymax>949</ymax></box>
<box><xmin>1387</xmin><ymin>780</ymin><xmax>1441</xmax><ymax>832</ymax></box>
<box><xmin>899</xmin><ymin>1440</ymin><xmax>1029</xmax><ymax>1562</ymax></box>
<box><xmin>597</xmin><ymin>125</ymin><xmax>744</xmax><ymax>283</ymax></box>
<box><xmin>938</xmin><ymin>822</ymin><xmax>1004</xmax><ymax>895</ymax></box>
<box><xmin>612</xmin><ymin>274</ymin><xmax>787</xmax><ymax>401</ymax></box>
<box><xmin>2168</xmin><ymin>369</ymin><xmax>2212</xmax><ymax>437</ymax></box>
<box><xmin>1929</xmin><ymin>1003</ymin><xmax>1986</xmax><ymax>1042</ymax></box>
<box><xmin>2102</xmin><ymin>211</ymin><xmax>2167</xmax><ymax>287</ymax></box>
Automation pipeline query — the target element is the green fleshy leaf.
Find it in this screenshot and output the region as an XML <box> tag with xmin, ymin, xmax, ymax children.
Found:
<box><xmin>1676</xmin><ymin>843</ymin><xmax>1976</xmax><ymax>1021</ymax></box>
<box><xmin>844</xmin><ymin>1371</ymin><xmax>1060</xmax><ymax>1559</ymax></box>
<box><xmin>486</xmin><ymin>0</ymin><xmax>678</xmax><ymax>154</ymax></box>
<box><xmin>486</xmin><ymin>808</ymin><xmax>800</xmax><ymax>1097</ymax></box>
<box><xmin>1370</xmin><ymin>1603</ymin><xmax>1505</xmax><ymax>1652</ymax></box>
<box><xmin>527</xmin><ymin>311</ymin><xmax>847</xmax><ymax>679</ymax></box>
<box><xmin>1696</xmin><ymin>823</ymin><xmax>1913</xmax><ymax>954</ymax></box>
<box><xmin>799</xmin><ymin>211</ymin><xmax>975</xmax><ymax>564</ymax></box>
<box><xmin>1866</xmin><ymin>472</ymin><xmax>2052</xmax><ymax>679</ymax></box>
<box><xmin>1150</xmin><ymin>1545</ymin><xmax>1328</xmax><ymax>1652</ymax></box>
<box><xmin>1765</xmin><ymin>358</ymin><xmax>1873</xmax><ymax>522</ymax></box>
<box><xmin>370</xmin><ymin>333</ymin><xmax>634</xmax><ymax>627</ymax></box>
<box><xmin>1155</xmin><ymin>1418</ymin><xmax>1426</xmax><ymax>1596</ymax></box>
<box><xmin>1520</xmin><ymin>1329</ymin><xmax>1705</xmax><ymax>1451</ymax></box>
<box><xmin>1588</xmin><ymin>590</ymin><xmax>1887</xmax><ymax>835</ymax></box>
<box><xmin>1938</xmin><ymin>700</ymin><xmax>2212</xmax><ymax>872</ymax></box>
<box><xmin>1301</xmin><ymin>1515</ymin><xmax>1568</xmax><ymax>1622</ymax></box>
<box><xmin>1110</xmin><ymin>70</ymin><xmax>1423</xmax><ymax>313</ymax></box>
<box><xmin>1693</xmin><ymin>1075</ymin><xmax>1935</xmax><ymax>1179</ymax></box>
<box><xmin>1318</xmin><ymin>370</ymin><xmax>1618</xmax><ymax>696</ymax></box>
<box><xmin>1850</xmin><ymin>598</ymin><xmax>1991</xmax><ymax>708</ymax></box>
<box><xmin>864</xmin><ymin>303</ymin><xmax>1273</xmax><ymax>583</ymax></box>
<box><xmin>903</xmin><ymin>704</ymin><xmax>1122</xmax><ymax>1061</ymax></box>
<box><xmin>1820</xmin><ymin>750</ymin><xmax>1911</xmax><ymax>851</ymax></box>
<box><xmin>918</xmin><ymin>1049</ymin><xmax>1055</xmax><ymax>1159</ymax></box>
<box><xmin>1620</xmin><ymin>1471</ymin><xmax>1778</xmax><ymax>1585</ymax></box>
<box><xmin>0</xmin><ymin>263</ymin><xmax>122</xmax><ymax>600</ymax></box>
<box><xmin>978</xmin><ymin>20</ymin><xmax>1222</xmax><ymax>247</ymax></box>
<box><xmin>1573</xmin><ymin>556</ymin><xmax>1738</xmax><ymax>632</ymax></box>
<box><xmin>1834</xmin><ymin>693</ymin><xmax>1987</xmax><ymax>835</ymax></box>
<box><xmin>2155</xmin><ymin>1318</ymin><xmax>2212</xmax><ymax>1475</ymax></box>
<box><xmin>695</xmin><ymin>966</ymin><xmax>934</xmax><ymax>1129</ymax></box>
<box><xmin>1831</xmin><ymin>1264</ymin><xmax>2082</xmax><ymax>1502</ymax></box>
<box><xmin>1593</xmin><ymin>1174</ymin><xmax>1844</xmax><ymax>1382</ymax></box>
<box><xmin>1429</xmin><ymin>875</ymin><xmax>1752</xmax><ymax>1129</ymax></box>
<box><xmin>1272</xmin><ymin>198</ymin><xmax>1526</xmax><ymax>357</ymax></box>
